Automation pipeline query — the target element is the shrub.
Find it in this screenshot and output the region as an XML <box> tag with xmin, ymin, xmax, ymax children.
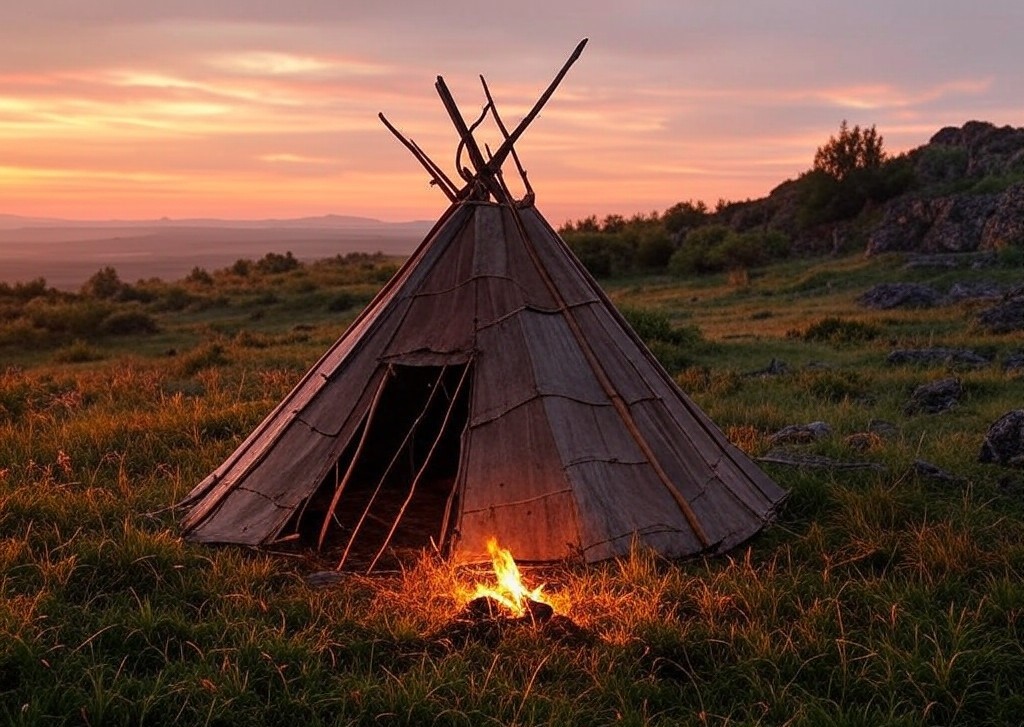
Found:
<box><xmin>0</xmin><ymin>277</ymin><xmax>49</xmax><ymax>301</ymax></box>
<box><xmin>566</xmin><ymin>232</ymin><xmax>636</xmax><ymax>278</ymax></box>
<box><xmin>669</xmin><ymin>226</ymin><xmax>791</xmax><ymax>276</ymax></box>
<box><xmin>327</xmin><ymin>292</ymin><xmax>358</xmax><ymax>312</ymax></box>
<box><xmin>154</xmin><ymin>287</ymin><xmax>195</xmax><ymax>312</ymax></box>
<box><xmin>255</xmin><ymin>251</ymin><xmax>300</xmax><ymax>274</ymax></box>
<box><xmin>53</xmin><ymin>340</ymin><xmax>104</xmax><ymax>363</ymax></box>
<box><xmin>792</xmin><ymin>316</ymin><xmax>882</xmax><ymax>344</ymax></box>
<box><xmin>620</xmin><ymin>306</ymin><xmax>702</xmax><ymax>347</ymax></box>
<box><xmin>25</xmin><ymin>299</ymin><xmax>112</xmax><ymax>336</ymax></box>
<box><xmin>177</xmin><ymin>343</ymin><xmax>230</xmax><ymax>376</ymax></box>
<box><xmin>186</xmin><ymin>266</ymin><xmax>214</xmax><ymax>285</ymax></box>
<box><xmin>230</xmin><ymin>259</ymin><xmax>252</xmax><ymax>276</ymax></box>
<box><xmin>81</xmin><ymin>266</ymin><xmax>126</xmax><ymax>299</ymax></box>
<box><xmin>100</xmin><ymin>310</ymin><xmax>159</xmax><ymax>336</ymax></box>
<box><xmin>636</xmin><ymin>230</ymin><xmax>675</xmax><ymax>270</ymax></box>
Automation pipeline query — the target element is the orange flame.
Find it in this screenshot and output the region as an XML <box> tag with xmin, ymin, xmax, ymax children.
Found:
<box><xmin>469</xmin><ymin>537</ymin><xmax>547</xmax><ymax>617</ymax></box>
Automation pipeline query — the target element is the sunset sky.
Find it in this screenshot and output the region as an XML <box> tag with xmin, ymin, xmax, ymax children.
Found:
<box><xmin>2</xmin><ymin>1</ymin><xmax>1022</xmax><ymax>225</ymax></box>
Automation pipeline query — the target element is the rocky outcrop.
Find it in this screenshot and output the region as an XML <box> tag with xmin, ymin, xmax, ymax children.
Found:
<box><xmin>866</xmin><ymin>193</ymin><xmax>1003</xmax><ymax>255</ymax></box>
<box><xmin>865</xmin><ymin>122</ymin><xmax>1024</xmax><ymax>256</ymax></box>
<box><xmin>981</xmin><ymin>183</ymin><xmax>1024</xmax><ymax>249</ymax></box>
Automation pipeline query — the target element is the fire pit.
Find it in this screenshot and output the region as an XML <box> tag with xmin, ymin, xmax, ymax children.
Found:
<box><xmin>435</xmin><ymin>539</ymin><xmax>591</xmax><ymax>648</ymax></box>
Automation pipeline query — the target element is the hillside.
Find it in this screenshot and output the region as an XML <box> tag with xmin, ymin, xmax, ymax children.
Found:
<box><xmin>739</xmin><ymin>120</ymin><xmax>1024</xmax><ymax>257</ymax></box>
<box><xmin>559</xmin><ymin>120</ymin><xmax>1024</xmax><ymax>279</ymax></box>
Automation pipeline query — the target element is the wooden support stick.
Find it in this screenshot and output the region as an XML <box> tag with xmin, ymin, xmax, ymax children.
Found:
<box><xmin>480</xmin><ymin>75</ymin><xmax>535</xmax><ymax>202</ymax></box>
<box><xmin>378</xmin><ymin>112</ymin><xmax>457</xmax><ymax>201</ymax></box>
<box><xmin>316</xmin><ymin>367</ymin><xmax>390</xmax><ymax>550</ymax></box>
<box><xmin>434</xmin><ymin>76</ymin><xmax>505</xmax><ymax>200</ymax></box>
<box><xmin>366</xmin><ymin>364</ymin><xmax>471</xmax><ymax>573</ymax></box>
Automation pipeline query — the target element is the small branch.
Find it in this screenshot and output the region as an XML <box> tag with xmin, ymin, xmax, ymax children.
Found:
<box><xmin>480</xmin><ymin>75</ymin><xmax>535</xmax><ymax>203</ymax></box>
<box><xmin>378</xmin><ymin>112</ymin><xmax>457</xmax><ymax>201</ymax></box>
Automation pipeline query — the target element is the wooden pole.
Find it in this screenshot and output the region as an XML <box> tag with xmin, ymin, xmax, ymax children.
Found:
<box><xmin>316</xmin><ymin>367</ymin><xmax>391</xmax><ymax>550</ymax></box>
<box><xmin>485</xmin><ymin>38</ymin><xmax>587</xmax><ymax>175</ymax></box>
<box><xmin>378</xmin><ymin>112</ymin><xmax>458</xmax><ymax>201</ymax></box>
<box><xmin>480</xmin><ymin>75</ymin><xmax>535</xmax><ymax>203</ymax></box>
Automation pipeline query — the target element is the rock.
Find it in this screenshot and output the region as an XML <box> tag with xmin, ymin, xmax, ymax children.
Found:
<box><xmin>976</xmin><ymin>288</ymin><xmax>1024</xmax><ymax>333</ymax></box>
<box><xmin>768</xmin><ymin>421</ymin><xmax>831</xmax><ymax>445</ymax></box>
<box><xmin>912</xmin><ymin>459</ymin><xmax>964</xmax><ymax>485</ymax></box>
<box><xmin>946</xmin><ymin>280</ymin><xmax>1004</xmax><ymax>301</ymax></box>
<box><xmin>922</xmin><ymin>195</ymin><xmax>999</xmax><ymax>253</ymax></box>
<box><xmin>1003</xmin><ymin>352</ymin><xmax>1024</xmax><ymax>372</ymax></box>
<box><xmin>903</xmin><ymin>251</ymin><xmax>997</xmax><ymax>269</ymax></box>
<box><xmin>981</xmin><ymin>182</ymin><xmax>1024</xmax><ymax>250</ymax></box>
<box><xmin>904</xmin><ymin>377</ymin><xmax>964</xmax><ymax>415</ymax></box>
<box><xmin>745</xmin><ymin>358</ymin><xmax>789</xmax><ymax>377</ymax></box>
<box><xmin>845</xmin><ymin>432</ymin><xmax>882</xmax><ymax>451</ymax></box>
<box><xmin>868</xmin><ymin>419</ymin><xmax>900</xmax><ymax>439</ymax></box>
<box><xmin>887</xmin><ymin>348</ymin><xmax>991</xmax><ymax>368</ymax></box>
<box><xmin>857</xmin><ymin>283</ymin><xmax>941</xmax><ymax>309</ymax></box>
<box><xmin>979</xmin><ymin>410</ymin><xmax>1024</xmax><ymax>467</ymax></box>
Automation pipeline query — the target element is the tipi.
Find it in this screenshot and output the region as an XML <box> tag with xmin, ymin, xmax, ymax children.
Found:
<box><xmin>179</xmin><ymin>41</ymin><xmax>785</xmax><ymax>569</ymax></box>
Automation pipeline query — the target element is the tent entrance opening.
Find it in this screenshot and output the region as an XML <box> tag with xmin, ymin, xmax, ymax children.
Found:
<box><xmin>288</xmin><ymin>362</ymin><xmax>471</xmax><ymax>569</ymax></box>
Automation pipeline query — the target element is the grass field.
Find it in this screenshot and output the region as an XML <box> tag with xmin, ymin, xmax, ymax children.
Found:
<box><xmin>2</xmin><ymin>250</ymin><xmax>1023</xmax><ymax>725</ymax></box>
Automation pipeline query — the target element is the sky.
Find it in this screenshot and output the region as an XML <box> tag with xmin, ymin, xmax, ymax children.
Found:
<box><xmin>1</xmin><ymin>1</ymin><xmax>1022</xmax><ymax>225</ymax></box>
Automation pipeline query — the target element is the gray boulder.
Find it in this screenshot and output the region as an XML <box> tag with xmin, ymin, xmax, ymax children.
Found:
<box><xmin>905</xmin><ymin>377</ymin><xmax>963</xmax><ymax>415</ymax></box>
<box><xmin>979</xmin><ymin>410</ymin><xmax>1024</xmax><ymax>467</ymax></box>
<box><xmin>858</xmin><ymin>283</ymin><xmax>941</xmax><ymax>309</ymax></box>
<box><xmin>977</xmin><ymin>288</ymin><xmax>1024</xmax><ymax>333</ymax></box>
<box><xmin>887</xmin><ymin>348</ymin><xmax>991</xmax><ymax>368</ymax></box>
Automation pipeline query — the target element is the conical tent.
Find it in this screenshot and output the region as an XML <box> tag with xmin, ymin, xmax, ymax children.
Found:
<box><xmin>179</xmin><ymin>41</ymin><xmax>785</xmax><ymax>568</ymax></box>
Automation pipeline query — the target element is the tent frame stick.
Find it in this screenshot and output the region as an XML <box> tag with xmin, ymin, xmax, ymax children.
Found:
<box><xmin>366</xmin><ymin>363</ymin><xmax>471</xmax><ymax>573</ymax></box>
<box><xmin>378</xmin><ymin>112</ymin><xmax>458</xmax><ymax>201</ymax></box>
<box><xmin>335</xmin><ymin>365</ymin><xmax>450</xmax><ymax>571</ymax></box>
<box><xmin>316</xmin><ymin>367</ymin><xmax>391</xmax><ymax>550</ymax></box>
<box><xmin>479</xmin><ymin>75</ymin><xmax>535</xmax><ymax>203</ymax></box>
<box><xmin>436</xmin><ymin>375</ymin><xmax>474</xmax><ymax>553</ymax></box>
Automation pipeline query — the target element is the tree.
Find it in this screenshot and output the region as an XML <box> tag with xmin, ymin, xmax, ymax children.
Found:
<box><xmin>813</xmin><ymin>120</ymin><xmax>886</xmax><ymax>181</ymax></box>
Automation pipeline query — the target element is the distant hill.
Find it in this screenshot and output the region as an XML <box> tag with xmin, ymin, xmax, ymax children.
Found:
<box><xmin>0</xmin><ymin>215</ymin><xmax>433</xmax><ymax>290</ymax></box>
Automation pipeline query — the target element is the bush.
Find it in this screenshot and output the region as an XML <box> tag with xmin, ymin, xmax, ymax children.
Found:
<box><xmin>81</xmin><ymin>266</ymin><xmax>126</xmax><ymax>299</ymax></box>
<box><xmin>25</xmin><ymin>299</ymin><xmax>112</xmax><ymax>336</ymax></box>
<box><xmin>255</xmin><ymin>251</ymin><xmax>300</xmax><ymax>274</ymax></box>
<box><xmin>565</xmin><ymin>232</ymin><xmax>635</xmax><ymax>278</ymax></box>
<box><xmin>669</xmin><ymin>226</ymin><xmax>791</xmax><ymax>276</ymax></box>
<box><xmin>327</xmin><ymin>292</ymin><xmax>359</xmax><ymax>312</ymax></box>
<box><xmin>620</xmin><ymin>307</ymin><xmax>702</xmax><ymax>347</ymax></box>
<box><xmin>100</xmin><ymin>310</ymin><xmax>159</xmax><ymax>336</ymax></box>
<box><xmin>177</xmin><ymin>343</ymin><xmax>230</xmax><ymax>376</ymax></box>
<box><xmin>0</xmin><ymin>277</ymin><xmax>49</xmax><ymax>301</ymax></box>
<box><xmin>53</xmin><ymin>340</ymin><xmax>104</xmax><ymax>363</ymax></box>
<box><xmin>186</xmin><ymin>267</ymin><xmax>214</xmax><ymax>285</ymax></box>
<box><xmin>792</xmin><ymin>316</ymin><xmax>882</xmax><ymax>344</ymax></box>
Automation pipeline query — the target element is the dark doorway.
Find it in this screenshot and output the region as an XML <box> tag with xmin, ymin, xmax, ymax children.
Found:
<box><xmin>284</xmin><ymin>362</ymin><xmax>471</xmax><ymax>569</ymax></box>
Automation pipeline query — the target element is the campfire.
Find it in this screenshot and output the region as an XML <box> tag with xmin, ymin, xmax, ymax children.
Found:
<box><xmin>461</xmin><ymin>538</ymin><xmax>554</xmax><ymax>623</ymax></box>
<box><xmin>434</xmin><ymin>538</ymin><xmax>590</xmax><ymax>648</ymax></box>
